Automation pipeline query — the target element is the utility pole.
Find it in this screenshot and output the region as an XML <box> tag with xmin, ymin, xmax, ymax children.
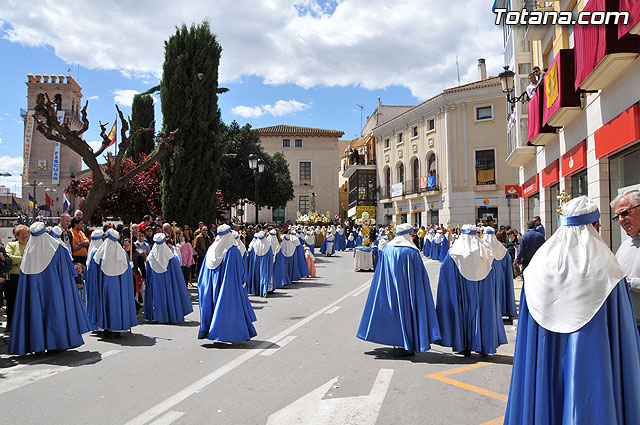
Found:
<box><xmin>356</xmin><ymin>104</ymin><xmax>364</xmax><ymax>135</ymax></box>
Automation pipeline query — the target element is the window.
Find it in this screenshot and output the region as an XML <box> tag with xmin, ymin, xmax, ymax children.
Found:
<box><xmin>475</xmin><ymin>149</ymin><xmax>496</xmax><ymax>185</ymax></box>
<box><xmin>384</xmin><ymin>138</ymin><xmax>390</xmax><ymax>149</ymax></box>
<box><xmin>427</xmin><ymin>152</ymin><xmax>436</xmax><ymax>177</ymax></box>
<box><xmin>283</xmin><ymin>139</ymin><xmax>290</xmax><ymax>148</ymax></box>
<box><xmin>397</xmin><ymin>163</ymin><xmax>404</xmax><ymax>183</ymax></box>
<box><xmin>397</xmin><ymin>133</ymin><xmax>403</xmax><ymax>145</ymax></box>
<box><xmin>54</xmin><ymin>94</ymin><xmax>62</xmax><ymax>111</ymax></box>
<box><xmin>571</xmin><ymin>169</ymin><xmax>588</xmax><ymax>199</ymax></box>
<box><xmin>272</xmin><ymin>207</ymin><xmax>285</xmax><ymax>222</ymax></box>
<box><xmin>295</xmin><ymin>139</ymin><xmax>303</xmax><ymax>147</ymax></box>
<box><xmin>299</xmin><ymin>195</ymin><xmax>310</xmax><ymax>214</ymax></box>
<box><xmin>475</xmin><ymin>105</ymin><xmax>493</xmax><ymax>121</ymax></box>
<box><xmin>412</xmin><ymin>126</ymin><xmax>418</xmax><ymax>138</ymax></box>
<box><xmin>299</xmin><ymin>161</ymin><xmax>311</xmax><ymax>181</ymax></box>
<box><xmin>385</xmin><ymin>167</ymin><xmax>391</xmax><ymax>189</ymax></box>
<box><xmin>518</xmin><ymin>63</ymin><xmax>531</xmax><ymax>75</ymax></box>
<box><xmin>427</xmin><ymin>118</ymin><xmax>435</xmax><ymax>132</ymax></box>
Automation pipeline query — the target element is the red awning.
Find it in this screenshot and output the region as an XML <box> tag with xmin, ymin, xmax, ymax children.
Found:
<box><xmin>561</xmin><ymin>140</ymin><xmax>587</xmax><ymax>177</ymax></box>
<box><xmin>541</xmin><ymin>160</ymin><xmax>560</xmax><ymax>188</ymax></box>
<box><xmin>595</xmin><ymin>104</ymin><xmax>640</xmax><ymax>159</ymax></box>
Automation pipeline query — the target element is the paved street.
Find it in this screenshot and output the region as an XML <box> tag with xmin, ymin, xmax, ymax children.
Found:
<box><xmin>0</xmin><ymin>252</ymin><xmax>518</xmax><ymax>425</ymax></box>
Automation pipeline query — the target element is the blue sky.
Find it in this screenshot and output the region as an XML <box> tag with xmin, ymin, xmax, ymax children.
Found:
<box><xmin>0</xmin><ymin>0</ymin><xmax>502</xmax><ymax>196</ymax></box>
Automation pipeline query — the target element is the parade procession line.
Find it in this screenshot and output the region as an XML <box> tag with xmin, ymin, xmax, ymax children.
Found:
<box><xmin>124</xmin><ymin>278</ymin><xmax>373</xmax><ymax>425</ymax></box>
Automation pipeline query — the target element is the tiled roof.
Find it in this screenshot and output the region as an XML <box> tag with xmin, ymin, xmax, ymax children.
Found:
<box><xmin>442</xmin><ymin>76</ymin><xmax>501</xmax><ymax>93</ymax></box>
<box><xmin>256</xmin><ymin>125</ymin><xmax>344</xmax><ymax>137</ymax></box>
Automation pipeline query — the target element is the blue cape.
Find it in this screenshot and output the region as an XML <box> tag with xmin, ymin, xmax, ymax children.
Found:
<box><xmin>423</xmin><ymin>239</ymin><xmax>432</xmax><ymax>257</ymax></box>
<box><xmin>85</xmin><ymin>257</ymin><xmax>137</xmax><ymax>331</ymax></box>
<box><xmin>494</xmin><ymin>253</ymin><xmax>516</xmax><ymax>318</ymax></box>
<box><xmin>438</xmin><ymin>236</ymin><xmax>449</xmax><ymax>262</ymax></box>
<box><xmin>435</xmin><ymin>254</ymin><xmax>507</xmax><ymax>354</ymax></box>
<box><xmin>295</xmin><ymin>243</ymin><xmax>310</xmax><ymax>278</ymax></box>
<box><xmin>144</xmin><ymin>256</ymin><xmax>193</xmax><ymax>323</ymax></box>
<box><xmin>273</xmin><ymin>250</ymin><xmax>295</xmax><ymax>288</ymax></box>
<box><xmin>320</xmin><ymin>238</ymin><xmax>336</xmax><ymax>256</ymax></box>
<box><xmin>246</xmin><ymin>246</ymin><xmax>274</xmax><ymax>297</ymax></box>
<box><xmin>504</xmin><ymin>280</ymin><xmax>640</xmax><ymax>424</ymax></box>
<box><xmin>197</xmin><ymin>245</ymin><xmax>257</xmax><ymax>342</ymax></box>
<box><xmin>357</xmin><ymin>245</ymin><xmax>441</xmax><ymax>353</ymax></box>
<box><xmin>334</xmin><ymin>232</ymin><xmax>347</xmax><ymax>251</ymax></box>
<box><xmin>9</xmin><ymin>246</ymin><xmax>92</xmax><ymax>355</ymax></box>
<box><xmin>429</xmin><ymin>239</ymin><xmax>442</xmax><ymax>260</ymax></box>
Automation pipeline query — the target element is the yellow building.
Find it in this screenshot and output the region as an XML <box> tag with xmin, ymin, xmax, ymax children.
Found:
<box><xmin>374</xmin><ymin>61</ymin><xmax>520</xmax><ymax>227</ymax></box>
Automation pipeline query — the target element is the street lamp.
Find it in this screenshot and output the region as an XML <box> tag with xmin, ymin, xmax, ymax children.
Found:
<box><xmin>498</xmin><ymin>66</ymin><xmax>529</xmax><ymax>104</ymax></box>
<box><xmin>248</xmin><ymin>154</ymin><xmax>265</xmax><ymax>224</ymax></box>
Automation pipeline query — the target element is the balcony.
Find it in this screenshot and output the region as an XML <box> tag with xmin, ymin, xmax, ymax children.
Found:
<box><xmin>574</xmin><ymin>0</ymin><xmax>640</xmax><ymax>91</ymax></box>
<box><xmin>377</xmin><ymin>186</ymin><xmax>391</xmax><ymax>201</ymax></box>
<box><xmin>523</xmin><ymin>0</ymin><xmax>556</xmax><ymax>41</ymax></box>
<box><xmin>527</xmin><ymin>84</ymin><xmax>557</xmax><ymax>146</ymax></box>
<box><xmin>542</xmin><ymin>49</ymin><xmax>581</xmax><ymax>127</ymax></box>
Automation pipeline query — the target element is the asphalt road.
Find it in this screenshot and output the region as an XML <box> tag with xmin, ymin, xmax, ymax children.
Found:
<box><xmin>0</xmin><ymin>250</ymin><xmax>517</xmax><ymax>425</ymax></box>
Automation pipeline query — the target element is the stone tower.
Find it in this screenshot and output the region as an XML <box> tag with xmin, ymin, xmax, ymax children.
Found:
<box><xmin>22</xmin><ymin>73</ymin><xmax>83</xmax><ymax>215</ymax></box>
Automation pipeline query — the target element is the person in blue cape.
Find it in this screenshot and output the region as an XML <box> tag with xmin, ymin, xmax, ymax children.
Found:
<box><xmin>438</xmin><ymin>232</ymin><xmax>449</xmax><ymax>262</ymax></box>
<box><xmin>81</xmin><ymin>228</ymin><xmax>104</xmax><ymax>322</ymax></box>
<box><xmin>197</xmin><ymin>224</ymin><xmax>257</xmax><ymax>342</ymax></box>
<box><xmin>273</xmin><ymin>233</ymin><xmax>297</xmax><ymax>288</ymax></box>
<box><xmin>85</xmin><ymin>229</ymin><xmax>137</xmax><ymax>333</ymax></box>
<box><xmin>355</xmin><ymin>229</ymin><xmax>363</xmax><ymax>246</ymax></box>
<box><xmin>320</xmin><ymin>232</ymin><xmax>336</xmax><ymax>256</ymax></box>
<box><xmin>144</xmin><ymin>233</ymin><xmax>193</xmax><ymax>323</ymax></box>
<box><xmin>9</xmin><ymin>222</ymin><xmax>92</xmax><ymax>355</ymax></box>
<box><xmin>291</xmin><ymin>232</ymin><xmax>310</xmax><ymax>279</ymax></box>
<box><xmin>481</xmin><ymin>227</ymin><xmax>516</xmax><ymax>320</ymax></box>
<box><xmin>346</xmin><ymin>231</ymin><xmax>356</xmax><ymax>249</ymax></box>
<box><xmin>430</xmin><ymin>229</ymin><xmax>444</xmax><ymax>259</ymax></box>
<box><xmin>357</xmin><ymin>223</ymin><xmax>441</xmax><ymax>356</ymax></box>
<box><xmin>304</xmin><ymin>229</ymin><xmax>316</xmax><ymax>255</ymax></box>
<box><xmin>436</xmin><ymin>224</ymin><xmax>507</xmax><ymax>356</ymax></box>
<box><xmin>246</xmin><ymin>231</ymin><xmax>273</xmax><ymax>297</ymax></box>
<box><xmin>334</xmin><ymin>225</ymin><xmax>347</xmax><ymax>251</ymax></box>
<box><xmin>504</xmin><ymin>196</ymin><xmax>640</xmax><ymax>424</ymax></box>
<box><xmin>377</xmin><ymin>231</ymin><xmax>390</xmax><ymax>251</ymax></box>
<box><xmin>422</xmin><ymin>229</ymin><xmax>433</xmax><ymax>257</ymax></box>
<box><xmin>233</xmin><ymin>230</ymin><xmax>248</xmax><ymax>286</ymax></box>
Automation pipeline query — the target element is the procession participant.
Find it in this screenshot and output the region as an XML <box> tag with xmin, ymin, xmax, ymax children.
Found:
<box><xmin>482</xmin><ymin>227</ymin><xmax>516</xmax><ymax>320</ymax></box>
<box><xmin>266</xmin><ymin>228</ymin><xmax>280</xmax><ymax>261</ymax></box>
<box><xmin>9</xmin><ymin>222</ymin><xmax>92</xmax><ymax>355</ymax></box>
<box><xmin>346</xmin><ymin>231</ymin><xmax>356</xmax><ymax>250</ymax></box>
<box><xmin>197</xmin><ymin>224</ymin><xmax>257</xmax><ymax>342</ymax></box>
<box><xmin>177</xmin><ymin>231</ymin><xmax>195</xmax><ymax>286</ymax></box>
<box><xmin>504</xmin><ymin>196</ymin><xmax>640</xmax><ymax>424</ymax></box>
<box><xmin>144</xmin><ymin>233</ymin><xmax>193</xmax><ymax>323</ymax></box>
<box><xmin>314</xmin><ymin>226</ymin><xmax>323</xmax><ymax>247</ymax></box>
<box><xmin>286</xmin><ymin>232</ymin><xmax>301</xmax><ymax>282</ymax></box>
<box><xmin>335</xmin><ymin>225</ymin><xmax>347</xmax><ymax>251</ymax></box>
<box><xmin>357</xmin><ymin>223</ymin><xmax>441</xmax><ymax>356</ymax></box>
<box><xmin>246</xmin><ymin>231</ymin><xmax>274</xmax><ymax>297</ymax></box>
<box><xmin>355</xmin><ymin>229</ymin><xmax>363</xmax><ymax>246</ymax></box>
<box><xmin>430</xmin><ymin>229</ymin><xmax>444</xmax><ymax>260</ymax></box>
<box><xmin>377</xmin><ymin>231</ymin><xmax>390</xmax><ymax>251</ymax></box>
<box><xmin>436</xmin><ymin>224</ymin><xmax>506</xmax><ymax>357</ymax></box>
<box><xmin>291</xmin><ymin>231</ymin><xmax>310</xmax><ymax>279</ymax></box>
<box><xmin>305</xmin><ymin>229</ymin><xmax>316</xmax><ymax>254</ymax></box>
<box><xmin>86</xmin><ymin>228</ymin><xmax>104</xmax><ymax>265</ymax></box>
<box><xmin>85</xmin><ymin>229</ymin><xmax>137</xmax><ymax>334</ymax></box>
<box><xmin>304</xmin><ymin>246</ymin><xmax>316</xmax><ymax>278</ymax></box>
<box><xmin>438</xmin><ymin>230</ymin><xmax>450</xmax><ymax>262</ymax></box>
<box><xmin>423</xmin><ymin>228</ymin><xmax>434</xmax><ymax>257</ymax></box>
<box><xmin>320</xmin><ymin>231</ymin><xmax>336</xmax><ymax>256</ymax></box>
<box><xmin>273</xmin><ymin>233</ymin><xmax>297</xmax><ymax>288</ymax></box>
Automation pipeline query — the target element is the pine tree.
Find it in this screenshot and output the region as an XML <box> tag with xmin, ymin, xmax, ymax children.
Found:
<box><xmin>126</xmin><ymin>94</ymin><xmax>155</xmax><ymax>160</ymax></box>
<box><xmin>160</xmin><ymin>21</ymin><xmax>226</xmax><ymax>225</ymax></box>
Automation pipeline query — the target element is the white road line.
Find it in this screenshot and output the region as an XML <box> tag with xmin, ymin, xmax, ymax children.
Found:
<box><xmin>324</xmin><ymin>306</ymin><xmax>341</xmax><ymax>314</ymax></box>
<box><xmin>351</xmin><ymin>282</ymin><xmax>371</xmax><ymax>297</ymax></box>
<box><xmin>0</xmin><ymin>349</ymin><xmax>120</xmax><ymax>396</ymax></box>
<box><xmin>124</xmin><ymin>279</ymin><xmax>373</xmax><ymax>425</ymax></box>
<box><xmin>148</xmin><ymin>411</ymin><xmax>186</xmax><ymax>425</ymax></box>
<box><xmin>259</xmin><ymin>335</ymin><xmax>297</xmax><ymax>357</ymax></box>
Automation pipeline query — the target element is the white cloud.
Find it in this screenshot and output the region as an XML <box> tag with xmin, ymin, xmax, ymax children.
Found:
<box><xmin>0</xmin><ymin>0</ymin><xmax>503</xmax><ymax>100</ymax></box>
<box><xmin>0</xmin><ymin>155</ymin><xmax>24</xmax><ymax>196</ymax></box>
<box><xmin>87</xmin><ymin>95</ymin><xmax>100</xmax><ymax>101</ymax></box>
<box><xmin>113</xmin><ymin>89</ymin><xmax>139</xmax><ymax>108</ymax></box>
<box><xmin>87</xmin><ymin>140</ymin><xmax>102</xmax><ymax>152</ymax></box>
<box><xmin>232</xmin><ymin>99</ymin><xmax>310</xmax><ymax>118</ymax></box>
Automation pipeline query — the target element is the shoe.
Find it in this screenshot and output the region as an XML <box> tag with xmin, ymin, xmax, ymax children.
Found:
<box><xmin>456</xmin><ymin>349</ymin><xmax>471</xmax><ymax>357</ymax></box>
<box><xmin>391</xmin><ymin>347</ymin><xmax>415</xmax><ymax>357</ymax></box>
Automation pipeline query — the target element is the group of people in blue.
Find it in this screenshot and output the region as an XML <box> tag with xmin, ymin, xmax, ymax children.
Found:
<box><xmin>357</xmin><ymin>196</ymin><xmax>640</xmax><ymax>423</ymax></box>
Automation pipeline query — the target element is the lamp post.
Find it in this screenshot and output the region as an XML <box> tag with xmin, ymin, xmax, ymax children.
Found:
<box><xmin>248</xmin><ymin>154</ymin><xmax>265</xmax><ymax>224</ymax></box>
<box><xmin>498</xmin><ymin>66</ymin><xmax>529</xmax><ymax>105</ymax></box>
<box><xmin>30</xmin><ymin>181</ymin><xmax>45</xmax><ymax>222</ymax></box>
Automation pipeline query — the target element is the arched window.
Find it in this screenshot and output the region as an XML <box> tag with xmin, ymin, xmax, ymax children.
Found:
<box><xmin>427</xmin><ymin>152</ymin><xmax>437</xmax><ymax>176</ymax></box>
<box><xmin>36</xmin><ymin>93</ymin><xmax>45</xmax><ymax>106</ymax></box>
<box><xmin>412</xmin><ymin>157</ymin><xmax>420</xmax><ymax>192</ymax></box>
<box><xmin>385</xmin><ymin>167</ymin><xmax>391</xmax><ymax>189</ymax></box>
<box><xmin>54</xmin><ymin>94</ymin><xmax>62</xmax><ymax>111</ymax></box>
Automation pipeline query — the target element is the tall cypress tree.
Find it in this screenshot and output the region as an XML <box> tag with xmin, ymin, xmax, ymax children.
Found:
<box><xmin>126</xmin><ymin>94</ymin><xmax>155</xmax><ymax>160</ymax></box>
<box><xmin>160</xmin><ymin>21</ymin><xmax>226</xmax><ymax>225</ymax></box>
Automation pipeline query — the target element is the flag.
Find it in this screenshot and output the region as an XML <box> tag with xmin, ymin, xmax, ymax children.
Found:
<box><xmin>28</xmin><ymin>194</ymin><xmax>38</xmax><ymax>210</ymax></box>
<box><xmin>40</xmin><ymin>203</ymin><xmax>50</xmax><ymax>212</ymax></box>
<box><xmin>45</xmin><ymin>193</ymin><xmax>54</xmax><ymax>207</ymax></box>
<box><xmin>545</xmin><ymin>61</ymin><xmax>559</xmax><ymax>109</ymax></box>
<box><xmin>63</xmin><ymin>193</ymin><xmax>70</xmax><ymax>212</ymax></box>
<box><xmin>106</xmin><ymin>120</ymin><xmax>117</xmax><ymax>148</ymax></box>
<box><xmin>12</xmin><ymin>195</ymin><xmax>22</xmax><ymax>211</ymax></box>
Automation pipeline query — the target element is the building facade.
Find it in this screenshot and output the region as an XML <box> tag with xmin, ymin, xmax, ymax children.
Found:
<box><xmin>342</xmin><ymin>134</ymin><xmax>377</xmax><ymax>221</ymax></box>
<box><xmin>374</xmin><ymin>66</ymin><xmax>519</xmax><ymax>227</ymax></box>
<box><xmin>22</xmin><ymin>73</ymin><xmax>83</xmax><ymax>216</ymax></box>
<box><xmin>498</xmin><ymin>0</ymin><xmax>640</xmax><ymax>251</ymax></box>
<box><xmin>253</xmin><ymin>125</ymin><xmax>344</xmax><ymax>223</ymax></box>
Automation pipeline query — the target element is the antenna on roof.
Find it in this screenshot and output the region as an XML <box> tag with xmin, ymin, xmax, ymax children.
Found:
<box><xmin>456</xmin><ymin>56</ymin><xmax>461</xmax><ymax>86</ymax></box>
<box><xmin>356</xmin><ymin>103</ymin><xmax>364</xmax><ymax>134</ymax></box>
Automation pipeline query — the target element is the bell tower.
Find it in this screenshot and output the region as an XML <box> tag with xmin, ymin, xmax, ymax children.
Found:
<box><xmin>22</xmin><ymin>73</ymin><xmax>83</xmax><ymax>215</ymax></box>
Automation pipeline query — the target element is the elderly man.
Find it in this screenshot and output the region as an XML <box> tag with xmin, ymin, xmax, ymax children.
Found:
<box><xmin>612</xmin><ymin>190</ymin><xmax>640</xmax><ymax>327</ymax></box>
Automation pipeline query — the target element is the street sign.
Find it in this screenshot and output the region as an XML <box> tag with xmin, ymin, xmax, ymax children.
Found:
<box><xmin>505</xmin><ymin>185</ymin><xmax>521</xmax><ymax>199</ymax></box>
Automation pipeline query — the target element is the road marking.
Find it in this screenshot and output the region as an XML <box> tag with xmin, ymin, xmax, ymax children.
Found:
<box><xmin>125</xmin><ymin>278</ymin><xmax>373</xmax><ymax>425</ymax></box>
<box><xmin>426</xmin><ymin>362</ymin><xmax>508</xmax><ymax>402</ymax></box>
<box><xmin>324</xmin><ymin>306</ymin><xmax>341</xmax><ymax>314</ymax></box>
<box><xmin>148</xmin><ymin>411</ymin><xmax>186</xmax><ymax>425</ymax></box>
<box><xmin>351</xmin><ymin>281</ymin><xmax>371</xmax><ymax>297</ymax></box>
<box><xmin>0</xmin><ymin>349</ymin><xmax>120</xmax><ymax>396</ymax></box>
<box><xmin>266</xmin><ymin>368</ymin><xmax>394</xmax><ymax>425</ymax></box>
<box><xmin>480</xmin><ymin>416</ymin><xmax>505</xmax><ymax>425</ymax></box>
<box><xmin>259</xmin><ymin>335</ymin><xmax>297</xmax><ymax>357</ymax></box>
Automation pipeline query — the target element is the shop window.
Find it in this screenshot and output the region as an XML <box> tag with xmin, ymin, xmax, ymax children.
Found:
<box><xmin>571</xmin><ymin>169</ymin><xmax>588</xmax><ymax>199</ymax></box>
<box><xmin>549</xmin><ymin>183</ymin><xmax>560</xmax><ymax>234</ymax></box>
<box><xmin>608</xmin><ymin>144</ymin><xmax>640</xmax><ymax>251</ymax></box>
<box><xmin>527</xmin><ymin>194</ymin><xmax>540</xmax><ymax>221</ymax></box>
